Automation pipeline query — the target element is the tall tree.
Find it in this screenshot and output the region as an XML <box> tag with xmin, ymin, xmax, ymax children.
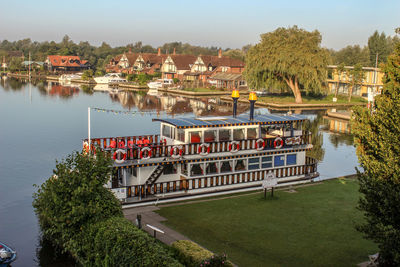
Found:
<box><xmin>244</xmin><ymin>26</ymin><xmax>330</xmax><ymax>103</ymax></box>
<box><xmin>331</xmin><ymin>45</ymin><xmax>370</xmax><ymax>66</ymax></box>
<box><xmin>347</xmin><ymin>63</ymin><xmax>365</xmax><ymax>102</ymax></box>
<box><xmin>351</xmin><ymin>40</ymin><xmax>400</xmax><ymax>266</ymax></box>
<box><xmin>368</xmin><ymin>31</ymin><xmax>391</xmax><ymax>66</ymax></box>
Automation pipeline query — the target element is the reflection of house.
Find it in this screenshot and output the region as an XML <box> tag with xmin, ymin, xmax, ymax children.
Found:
<box><xmin>105</xmin><ymin>48</ymin><xmax>167</xmax><ymax>74</ymax></box>
<box><xmin>45</xmin><ymin>55</ymin><xmax>90</xmax><ymax>73</ymax></box>
<box><xmin>47</xmin><ymin>82</ymin><xmax>80</xmax><ymax>98</ymax></box>
<box><xmin>327</xmin><ymin>65</ymin><xmax>384</xmax><ymax>98</ymax></box>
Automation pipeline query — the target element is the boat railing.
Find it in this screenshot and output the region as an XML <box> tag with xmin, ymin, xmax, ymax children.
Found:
<box><xmin>86</xmin><ymin>131</ymin><xmax>312</xmax><ymax>162</ymax></box>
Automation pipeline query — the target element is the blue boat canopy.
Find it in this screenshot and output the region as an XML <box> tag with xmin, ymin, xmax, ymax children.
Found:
<box><xmin>153</xmin><ymin>114</ymin><xmax>307</xmax><ymax>129</ymax></box>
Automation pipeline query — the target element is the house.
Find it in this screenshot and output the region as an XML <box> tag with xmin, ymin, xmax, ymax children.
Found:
<box><xmin>185</xmin><ymin>49</ymin><xmax>246</xmax><ymax>88</ymax></box>
<box><xmin>105</xmin><ymin>48</ymin><xmax>167</xmax><ymax>75</ymax></box>
<box><xmin>161</xmin><ymin>53</ymin><xmax>197</xmax><ymax>80</ymax></box>
<box><xmin>45</xmin><ymin>55</ymin><xmax>90</xmax><ymax>73</ymax></box>
<box><xmin>326</xmin><ymin>65</ymin><xmax>384</xmax><ymax>98</ymax></box>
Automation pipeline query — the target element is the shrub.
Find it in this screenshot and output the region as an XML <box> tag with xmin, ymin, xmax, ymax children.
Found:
<box><xmin>81</xmin><ymin>69</ymin><xmax>94</xmax><ymax>80</ymax></box>
<box><xmin>172</xmin><ymin>240</ymin><xmax>213</xmax><ymax>267</ymax></box>
<box><xmin>173</xmin><ymin>78</ymin><xmax>180</xmax><ymax>84</ymax></box>
<box><xmin>77</xmin><ymin>217</ymin><xmax>182</xmax><ymax>267</ymax></box>
<box><xmin>200</xmin><ymin>253</ymin><xmax>233</xmax><ymax>267</ymax></box>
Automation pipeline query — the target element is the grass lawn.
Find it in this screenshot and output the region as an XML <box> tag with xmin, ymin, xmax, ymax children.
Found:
<box><xmin>156</xmin><ymin>178</ymin><xmax>377</xmax><ymax>267</ymax></box>
<box><xmin>257</xmin><ymin>94</ymin><xmax>367</xmax><ymax>104</ymax></box>
<box><xmin>182</xmin><ymin>87</ymin><xmax>224</xmax><ymax>93</ymax></box>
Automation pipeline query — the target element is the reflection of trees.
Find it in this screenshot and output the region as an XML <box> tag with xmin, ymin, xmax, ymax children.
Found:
<box><xmin>303</xmin><ymin>111</ymin><xmax>325</xmax><ymax>161</ymax></box>
<box><xmin>81</xmin><ymin>85</ymin><xmax>94</xmax><ymax>95</ymax></box>
<box><xmin>2</xmin><ymin>77</ymin><xmax>27</xmax><ymax>91</ymax></box>
<box><xmin>329</xmin><ymin>133</ymin><xmax>354</xmax><ymax>148</ymax></box>
<box><xmin>36</xmin><ymin>237</ymin><xmax>76</xmax><ymax>267</ymax></box>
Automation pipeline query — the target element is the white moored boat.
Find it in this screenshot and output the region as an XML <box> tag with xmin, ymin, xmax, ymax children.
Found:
<box><xmin>94</xmin><ymin>73</ymin><xmax>127</xmax><ymax>84</ymax></box>
<box><xmin>83</xmin><ymin>91</ymin><xmax>319</xmax><ymax>203</ymax></box>
<box><xmin>147</xmin><ymin>78</ymin><xmax>173</xmax><ymax>89</ymax></box>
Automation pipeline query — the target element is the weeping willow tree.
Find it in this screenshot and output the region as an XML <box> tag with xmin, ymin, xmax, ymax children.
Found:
<box><xmin>244</xmin><ymin>26</ymin><xmax>330</xmax><ymax>103</ymax></box>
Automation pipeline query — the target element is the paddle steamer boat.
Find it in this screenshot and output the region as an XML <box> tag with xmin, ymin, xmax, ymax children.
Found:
<box><xmin>83</xmin><ymin>91</ymin><xmax>318</xmax><ymax>203</ymax></box>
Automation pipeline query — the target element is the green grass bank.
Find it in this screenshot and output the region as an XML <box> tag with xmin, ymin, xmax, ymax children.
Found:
<box><xmin>156</xmin><ymin>178</ymin><xmax>377</xmax><ymax>266</ymax></box>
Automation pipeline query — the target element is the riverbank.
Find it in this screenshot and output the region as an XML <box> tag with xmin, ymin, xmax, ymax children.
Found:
<box><xmin>154</xmin><ymin>175</ymin><xmax>376</xmax><ymax>266</ymax></box>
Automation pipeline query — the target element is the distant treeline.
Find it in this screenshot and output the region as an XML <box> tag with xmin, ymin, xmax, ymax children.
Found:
<box><xmin>0</xmin><ymin>35</ymin><xmax>249</xmax><ymax>71</ymax></box>
<box><xmin>329</xmin><ymin>30</ymin><xmax>400</xmax><ymax>66</ymax></box>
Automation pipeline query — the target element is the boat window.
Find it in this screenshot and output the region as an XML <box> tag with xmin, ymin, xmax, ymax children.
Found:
<box><xmin>248</xmin><ymin>157</ymin><xmax>260</xmax><ymax>170</ymax></box>
<box><xmin>219</xmin><ymin>129</ymin><xmax>231</xmax><ymax>141</ymax></box>
<box><xmin>163</xmin><ymin>164</ymin><xmax>177</xmax><ymax>175</ymax></box>
<box><xmin>181</xmin><ymin>163</ymin><xmax>188</xmax><ymax>176</ymax></box>
<box><xmin>206</xmin><ymin>162</ymin><xmax>218</xmax><ymax>174</ymax></box>
<box><xmin>220</xmin><ymin>161</ymin><xmax>232</xmax><ymax>173</ymax></box>
<box><xmin>190</xmin><ymin>131</ymin><xmax>202</xmax><ymax>143</ymax></box>
<box><xmin>204</xmin><ymin>130</ymin><xmax>217</xmax><ymax>142</ymax></box>
<box><xmin>286</xmin><ymin>154</ymin><xmax>297</xmax><ymax>165</ymax></box>
<box><xmin>177</xmin><ymin>128</ymin><xmax>185</xmax><ymax>142</ymax></box>
<box><xmin>129</xmin><ymin>167</ymin><xmax>137</xmax><ymax>178</ymax></box>
<box><xmin>162</xmin><ymin>125</ymin><xmax>172</xmax><ymax>138</ymax></box>
<box><xmin>191</xmin><ymin>163</ymin><xmax>203</xmax><ymax>176</ymax></box>
<box><xmin>274</xmin><ymin>155</ymin><xmax>285</xmax><ymax>167</ymax></box>
<box><xmin>261</xmin><ymin>156</ymin><xmax>273</xmax><ymax>168</ymax></box>
<box><xmin>247</xmin><ymin>128</ymin><xmax>258</xmax><ymax>139</ymax></box>
<box><xmin>235</xmin><ymin>159</ymin><xmax>246</xmax><ymax>171</ymax></box>
<box><xmin>233</xmin><ymin>128</ymin><xmax>245</xmax><ymax>140</ymax></box>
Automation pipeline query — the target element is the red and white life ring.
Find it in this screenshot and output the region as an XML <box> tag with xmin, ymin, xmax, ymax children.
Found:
<box><xmin>140</xmin><ymin>147</ymin><xmax>152</xmax><ymax>160</ymax></box>
<box><xmin>198</xmin><ymin>143</ymin><xmax>210</xmax><ymax>156</ymax></box>
<box><xmin>229</xmin><ymin>141</ymin><xmax>240</xmax><ymax>153</ymax></box>
<box><xmin>274</xmin><ymin>137</ymin><xmax>283</xmax><ymax>149</ymax></box>
<box><xmin>113</xmin><ymin>149</ymin><xmax>127</xmax><ymax>164</ymax></box>
<box><xmin>255</xmin><ymin>138</ymin><xmax>265</xmax><ymax>151</ymax></box>
<box><xmin>170</xmin><ymin>145</ymin><xmax>183</xmax><ymax>159</ymax></box>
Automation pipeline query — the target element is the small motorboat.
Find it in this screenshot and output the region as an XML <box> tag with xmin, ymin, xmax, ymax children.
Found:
<box><xmin>0</xmin><ymin>242</ymin><xmax>17</xmax><ymax>266</ymax></box>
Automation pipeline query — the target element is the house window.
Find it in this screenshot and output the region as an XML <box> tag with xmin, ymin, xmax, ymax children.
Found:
<box><xmin>191</xmin><ymin>164</ymin><xmax>203</xmax><ymax>176</ymax></box>
<box><xmin>286</xmin><ymin>154</ymin><xmax>297</xmax><ymax>165</ymax></box>
<box><xmin>235</xmin><ymin>159</ymin><xmax>246</xmax><ymax>171</ymax></box>
<box><xmin>219</xmin><ymin>129</ymin><xmax>231</xmax><ymax>141</ymax></box>
<box><xmin>261</xmin><ymin>156</ymin><xmax>273</xmax><ymax>168</ymax></box>
<box><xmin>190</xmin><ymin>131</ymin><xmax>201</xmax><ymax>143</ymax></box>
<box><xmin>204</xmin><ymin>130</ymin><xmax>217</xmax><ymax>142</ymax></box>
<box><xmin>248</xmin><ymin>157</ymin><xmax>260</xmax><ymax>170</ymax></box>
<box><xmin>220</xmin><ymin>161</ymin><xmax>232</xmax><ymax>173</ymax></box>
<box><xmin>233</xmin><ymin>128</ymin><xmax>245</xmax><ymax>140</ymax></box>
<box><xmin>274</xmin><ymin>155</ymin><xmax>285</xmax><ymax>167</ymax></box>
<box><xmin>247</xmin><ymin>128</ymin><xmax>258</xmax><ymax>139</ymax></box>
<box><xmin>163</xmin><ymin>164</ymin><xmax>177</xmax><ymax>175</ymax></box>
<box><xmin>206</xmin><ymin>162</ymin><xmax>218</xmax><ymax>174</ymax></box>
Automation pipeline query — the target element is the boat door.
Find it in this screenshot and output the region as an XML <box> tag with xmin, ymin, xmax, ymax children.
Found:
<box><xmin>180</xmin><ymin>176</ymin><xmax>188</xmax><ymax>191</ymax></box>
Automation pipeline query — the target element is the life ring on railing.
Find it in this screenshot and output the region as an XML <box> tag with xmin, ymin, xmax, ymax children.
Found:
<box><xmin>113</xmin><ymin>149</ymin><xmax>127</xmax><ymax>164</ymax></box>
<box><xmin>170</xmin><ymin>145</ymin><xmax>183</xmax><ymax>158</ymax></box>
<box><xmin>198</xmin><ymin>143</ymin><xmax>210</xmax><ymax>156</ymax></box>
<box><xmin>229</xmin><ymin>141</ymin><xmax>240</xmax><ymax>153</ymax></box>
<box><xmin>274</xmin><ymin>137</ymin><xmax>283</xmax><ymax>149</ymax></box>
<box><xmin>255</xmin><ymin>138</ymin><xmax>265</xmax><ymax>151</ymax></box>
<box><xmin>140</xmin><ymin>147</ymin><xmax>152</xmax><ymax>160</ymax></box>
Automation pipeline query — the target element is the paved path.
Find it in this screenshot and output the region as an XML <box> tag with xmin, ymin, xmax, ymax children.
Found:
<box><xmin>123</xmin><ymin>205</ymin><xmax>189</xmax><ymax>245</ymax></box>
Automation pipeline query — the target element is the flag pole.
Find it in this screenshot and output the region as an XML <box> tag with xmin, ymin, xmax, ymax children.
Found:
<box><xmin>88</xmin><ymin>107</ymin><xmax>91</xmax><ymax>152</ymax></box>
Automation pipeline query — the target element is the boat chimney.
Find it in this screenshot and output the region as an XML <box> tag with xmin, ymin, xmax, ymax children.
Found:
<box><xmin>231</xmin><ymin>89</ymin><xmax>240</xmax><ymax>118</ymax></box>
<box><xmin>158</xmin><ymin>48</ymin><xmax>161</xmax><ymax>56</ymax></box>
<box><xmin>218</xmin><ymin>48</ymin><xmax>222</xmax><ymax>58</ymax></box>
<box><xmin>248</xmin><ymin>91</ymin><xmax>257</xmax><ymax>120</ymax></box>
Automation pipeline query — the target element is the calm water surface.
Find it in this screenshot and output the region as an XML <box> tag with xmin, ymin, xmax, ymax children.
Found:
<box><xmin>0</xmin><ymin>78</ymin><xmax>359</xmax><ymax>266</ymax></box>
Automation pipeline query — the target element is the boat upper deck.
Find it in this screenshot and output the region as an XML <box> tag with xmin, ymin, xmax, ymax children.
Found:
<box><xmin>153</xmin><ymin>114</ymin><xmax>307</xmax><ymax>129</ymax></box>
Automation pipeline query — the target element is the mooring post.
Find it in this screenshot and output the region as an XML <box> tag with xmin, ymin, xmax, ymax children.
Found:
<box><xmin>271</xmin><ymin>187</ymin><xmax>274</xmax><ymax>197</ymax></box>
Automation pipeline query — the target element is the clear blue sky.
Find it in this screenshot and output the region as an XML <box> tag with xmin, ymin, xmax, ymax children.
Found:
<box><xmin>1</xmin><ymin>0</ymin><xmax>398</xmax><ymax>50</ymax></box>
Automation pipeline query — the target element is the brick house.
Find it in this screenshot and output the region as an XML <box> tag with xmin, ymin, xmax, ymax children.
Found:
<box><xmin>45</xmin><ymin>55</ymin><xmax>90</xmax><ymax>73</ymax></box>
<box><xmin>161</xmin><ymin>53</ymin><xmax>197</xmax><ymax>80</ymax></box>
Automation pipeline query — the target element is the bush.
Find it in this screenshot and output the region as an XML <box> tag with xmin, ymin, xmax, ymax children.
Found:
<box><xmin>172</xmin><ymin>240</ymin><xmax>213</xmax><ymax>267</ymax></box>
<box><xmin>173</xmin><ymin>78</ymin><xmax>180</xmax><ymax>84</ymax></box>
<box><xmin>200</xmin><ymin>253</ymin><xmax>233</xmax><ymax>267</ymax></box>
<box><xmin>81</xmin><ymin>69</ymin><xmax>94</xmax><ymax>80</ymax></box>
<box><xmin>77</xmin><ymin>217</ymin><xmax>182</xmax><ymax>267</ymax></box>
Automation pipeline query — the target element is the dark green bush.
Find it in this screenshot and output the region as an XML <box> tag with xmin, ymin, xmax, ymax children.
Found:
<box><xmin>172</xmin><ymin>240</ymin><xmax>213</xmax><ymax>267</ymax></box>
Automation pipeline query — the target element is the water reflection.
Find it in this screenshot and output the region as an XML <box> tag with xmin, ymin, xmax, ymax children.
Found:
<box><xmin>36</xmin><ymin>238</ymin><xmax>75</xmax><ymax>267</ymax></box>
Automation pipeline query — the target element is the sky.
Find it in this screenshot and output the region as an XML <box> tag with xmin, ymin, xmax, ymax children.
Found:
<box><xmin>0</xmin><ymin>0</ymin><xmax>399</xmax><ymax>50</ymax></box>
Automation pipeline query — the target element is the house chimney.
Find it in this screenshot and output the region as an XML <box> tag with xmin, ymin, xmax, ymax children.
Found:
<box><xmin>231</xmin><ymin>89</ymin><xmax>240</xmax><ymax>118</ymax></box>
<box><xmin>218</xmin><ymin>48</ymin><xmax>222</xmax><ymax>58</ymax></box>
<box><xmin>129</xmin><ymin>47</ymin><xmax>132</xmax><ymax>53</ymax></box>
<box><xmin>158</xmin><ymin>48</ymin><xmax>161</xmax><ymax>56</ymax></box>
<box><xmin>173</xmin><ymin>48</ymin><xmax>176</xmax><ymax>55</ymax></box>
<box><xmin>248</xmin><ymin>91</ymin><xmax>257</xmax><ymax>121</ymax></box>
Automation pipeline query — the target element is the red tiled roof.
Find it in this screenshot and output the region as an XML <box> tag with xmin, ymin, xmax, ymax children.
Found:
<box><xmin>169</xmin><ymin>54</ymin><xmax>197</xmax><ymax>70</ymax></box>
<box><xmin>47</xmin><ymin>55</ymin><xmax>87</xmax><ymax>67</ymax></box>
<box><xmin>199</xmin><ymin>55</ymin><xmax>245</xmax><ymax>68</ymax></box>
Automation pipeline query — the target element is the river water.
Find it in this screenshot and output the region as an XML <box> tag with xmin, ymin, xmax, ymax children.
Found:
<box><xmin>0</xmin><ymin>78</ymin><xmax>359</xmax><ymax>266</ymax></box>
